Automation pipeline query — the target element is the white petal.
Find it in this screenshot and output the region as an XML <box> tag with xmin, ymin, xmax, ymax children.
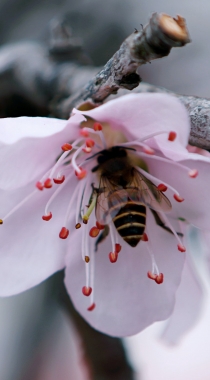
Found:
<box><xmin>64</xmin><ymin>210</ymin><xmax>185</xmax><ymax>337</ymax></box>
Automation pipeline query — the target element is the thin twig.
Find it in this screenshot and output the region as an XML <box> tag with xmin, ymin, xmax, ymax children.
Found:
<box><xmin>58</xmin><ymin>13</ymin><xmax>190</xmax><ymax>116</ymax></box>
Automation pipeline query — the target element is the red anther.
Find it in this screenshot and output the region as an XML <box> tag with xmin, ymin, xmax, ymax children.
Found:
<box><xmin>96</xmin><ymin>221</ymin><xmax>105</xmax><ymax>230</ymax></box>
<box><xmin>142</xmin><ymin>233</ymin><xmax>149</xmax><ymax>242</ymax></box>
<box><xmin>36</xmin><ymin>181</ymin><xmax>44</xmax><ymax>191</ymax></box>
<box><xmin>85</xmin><ymin>256</ymin><xmax>90</xmax><ymax>263</ymax></box>
<box><xmin>177</xmin><ymin>244</ymin><xmax>186</xmax><ymax>252</ymax></box>
<box><xmin>80</xmin><ymin>129</ymin><xmax>89</xmax><ymax>137</ymax></box>
<box><xmin>174</xmin><ymin>194</ymin><xmax>184</xmax><ymax>202</ymax></box>
<box><xmin>61</xmin><ymin>143</ymin><xmax>72</xmax><ymax>151</ymax></box>
<box><xmin>42</xmin><ymin>212</ymin><xmax>52</xmax><ymax>221</ymax></box>
<box><xmin>147</xmin><ymin>271</ymin><xmax>157</xmax><ymax>280</ymax></box>
<box><xmin>188</xmin><ymin>169</ymin><xmax>198</xmax><ymax>178</ymax></box>
<box><xmin>109</xmin><ymin>252</ymin><xmax>118</xmax><ymax>263</ymax></box>
<box><xmin>44</xmin><ymin>178</ymin><xmax>52</xmax><ymax>189</ymax></box>
<box><xmin>82</xmin><ymin>147</ymin><xmax>92</xmax><ymax>153</ymax></box>
<box><xmin>75</xmin><ymin>169</ymin><xmax>87</xmax><ymax>179</ymax></box>
<box><xmin>82</xmin><ymin>286</ymin><xmax>92</xmax><ymax>297</ymax></box>
<box><xmin>86</xmin><ymin>139</ymin><xmax>95</xmax><ymax>148</ymax></box>
<box><xmin>89</xmin><ymin>226</ymin><xmax>100</xmax><ymax>238</ymax></box>
<box><xmin>75</xmin><ymin>223</ymin><xmax>81</xmax><ymax>229</ymax></box>
<box><xmin>115</xmin><ymin>243</ymin><xmax>122</xmax><ymax>253</ymax></box>
<box><xmin>87</xmin><ymin>303</ymin><xmax>96</xmax><ymax>311</ymax></box>
<box><xmin>168</xmin><ymin>131</ymin><xmax>177</xmax><ymax>141</ymax></box>
<box><xmin>93</xmin><ymin>122</ymin><xmax>103</xmax><ymax>131</ymax></box>
<box><xmin>155</xmin><ymin>273</ymin><xmax>164</xmax><ymax>284</ymax></box>
<box><xmin>157</xmin><ymin>183</ymin><xmax>167</xmax><ymax>192</ymax></box>
<box><xmin>59</xmin><ymin>227</ymin><xmax>69</xmax><ymax>239</ymax></box>
<box><xmin>143</xmin><ymin>146</ymin><xmax>155</xmax><ymax>155</ymax></box>
<box><xmin>53</xmin><ymin>175</ymin><xmax>65</xmax><ymax>184</ymax></box>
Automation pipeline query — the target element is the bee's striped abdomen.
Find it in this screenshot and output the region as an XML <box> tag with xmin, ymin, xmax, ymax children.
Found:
<box><xmin>110</xmin><ymin>200</ymin><xmax>146</xmax><ymax>247</ymax></box>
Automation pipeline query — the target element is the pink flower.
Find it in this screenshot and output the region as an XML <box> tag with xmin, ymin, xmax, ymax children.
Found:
<box><xmin>0</xmin><ymin>93</ymin><xmax>209</xmax><ymax>337</ymax></box>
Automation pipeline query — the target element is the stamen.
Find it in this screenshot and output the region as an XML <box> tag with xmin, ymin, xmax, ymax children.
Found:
<box><xmin>174</xmin><ymin>194</ymin><xmax>184</xmax><ymax>202</ymax></box>
<box><xmin>59</xmin><ymin>227</ymin><xmax>69</xmax><ymax>239</ymax></box>
<box><xmin>1</xmin><ymin>190</ymin><xmax>37</xmax><ymax>223</ymax></box>
<box><xmin>75</xmin><ymin>223</ymin><xmax>81</xmax><ymax>229</ymax></box>
<box><xmin>82</xmin><ymin>125</ymin><xmax>107</xmax><ymax>148</ymax></box>
<box><xmin>89</xmin><ymin>226</ymin><xmax>100</xmax><ymax>237</ymax></box>
<box><xmin>158</xmin><ymin>211</ymin><xmax>186</xmax><ymax>252</ymax></box>
<box><xmin>53</xmin><ymin>175</ymin><xmax>65</xmax><ymax>184</ymax></box>
<box><xmin>36</xmin><ymin>181</ymin><xmax>44</xmax><ymax>191</ymax></box>
<box><xmin>115</xmin><ymin>243</ymin><xmax>122</xmax><ymax>253</ymax></box>
<box><xmin>82</xmin><ymin>193</ymin><xmax>97</xmax><ymax>224</ymax></box>
<box><xmin>96</xmin><ymin>221</ymin><xmax>105</xmax><ymax>230</ymax></box>
<box><xmin>82</xmin><ymin>286</ymin><xmax>92</xmax><ymax>296</ymax></box>
<box><xmin>44</xmin><ymin>173</ymin><xmax>73</xmax><ymax>217</ymax></box>
<box><xmin>138</xmin><ymin>168</ymin><xmax>183</xmax><ymax>200</ymax></box>
<box><xmin>137</xmin><ymin>152</ymin><xmax>198</xmax><ymax>179</ymax></box>
<box><xmin>121</xmin><ymin>130</ymin><xmax>177</xmax><ymax>146</ymax></box>
<box><xmin>157</xmin><ymin>184</ymin><xmax>167</xmax><ymax>192</ymax></box>
<box><xmin>109</xmin><ymin>251</ymin><xmax>118</xmax><ymax>263</ymax></box>
<box><xmin>85</xmin><ymin>256</ymin><xmax>90</xmax><ymax>263</ymax></box>
<box><xmin>168</xmin><ymin>131</ymin><xmax>177</xmax><ymax>141</ymax></box>
<box><xmin>75</xmin><ymin>179</ymin><xmax>87</xmax><ymax>227</ymax></box>
<box><xmin>61</xmin><ymin>143</ymin><xmax>72</xmax><ymax>151</ymax></box>
<box><xmin>93</xmin><ymin>122</ymin><xmax>103</xmax><ymax>131</ymax></box>
<box><xmin>44</xmin><ymin>178</ymin><xmax>52</xmax><ymax>189</ymax></box>
<box><xmin>142</xmin><ymin>232</ymin><xmax>148</xmax><ymax>241</ymax></box>
<box><xmin>42</xmin><ymin>212</ymin><xmax>52</xmax><ymax>221</ymax></box>
<box><xmin>72</xmin><ymin>146</ymin><xmax>87</xmax><ymax>176</ymax></box>
<box><xmin>87</xmin><ymin>303</ymin><xmax>96</xmax><ymax>311</ymax></box>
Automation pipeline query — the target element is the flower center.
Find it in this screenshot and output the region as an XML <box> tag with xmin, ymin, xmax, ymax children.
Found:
<box><xmin>0</xmin><ymin>119</ymin><xmax>198</xmax><ymax>312</ymax></box>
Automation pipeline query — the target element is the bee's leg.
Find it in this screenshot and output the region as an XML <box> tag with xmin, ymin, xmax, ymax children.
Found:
<box><xmin>95</xmin><ymin>225</ymin><xmax>110</xmax><ymax>252</ymax></box>
<box><xmin>151</xmin><ymin>209</ymin><xmax>183</xmax><ymax>237</ymax></box>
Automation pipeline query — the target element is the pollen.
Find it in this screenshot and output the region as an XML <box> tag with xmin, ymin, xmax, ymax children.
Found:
<box><xmin>82</xmin><ymin>286</ymin><xmax>92</xmax><ymax>296</ymax></box>
<box><xmin>155</xmin><ymin>273</ymin><xmax>164</xmax><ymax>284</ymax></box>
<box><xmin>75</xmin><ymin>169</ymin><xmax>87</xmax><ymax>179</ymax></box>
<box><xmin>59</xmin><ymin>227</ymin><xmax>69</xmax><ymax>239</ymax></box>
<box><xmin>61</xmin><ymin>143</ymin><xmax>72</xmax><ymax>151</ymax></box>
<box><xmin>96</xmin><ymin>221</ymin><xmax>105</xmax><ymax>230</ymax></box>
<box><xmin>53</xmin><ymin>175</ymin><xmax>65</xmax><ymax>184</ymax></box>
<box><xmin>188</xmin><ymin>169</ymin><xmax>198</xmax><ymax>178</ymax></box>
<box><xmin>87</xmin><ymin>303</ymin><xmax>96</xmax><ymax>311</ymax></box>
<box><xmin>42</xmin><ymin>212</ymin><xmax>52</xmax><ymax>221</ymax></box>
<box><xmin>115</xmin><ymin>243</ymin><xmax>122</xmax><ymax>253</ymax></box>
<box><xmin>44</xmin><ymin>178</ymin><xmax>53</xmax><ymax>189</ymax></box>
<box><xmin>93</xmin><ymin>122</ymin><xmax>103</xmax><ymax>131</ymax></box>
<box><xmin>36</xmin><ymin>181</ymin><xmax>44</xmax><ymax>191</ymax></box>
<box><xmin>157</xmin><ymin>183</ymin><xmax>167</xmax><ymax>192</ymax></box>
<box><xmin>89</xmin><ymin>226</ymin><xmax>100</xmax><ymax>238</ymax></box>
<box><xmin>174</xmin><ymin>194</ymin><xmax>184</xmax><ymax>202</ymax></box>
<box><xmin>177</xmin><ymin>243</ymin><xmax>186</xmax><ymax>252</ymax></box>
<box><xmin>109</xmin><ymin>252</ymin><xmax>118</xmax><ymax>263</ymax></box>
<box><xmin>168</xmin><ymin>131</ymin><xmax>177</xmax><ymax>141</ymax></box>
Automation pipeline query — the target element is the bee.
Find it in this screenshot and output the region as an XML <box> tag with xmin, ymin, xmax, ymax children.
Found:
<box><xmin>92</xmin><ymin>146</ymin><xmax>172</xmax><ymax>248</ymax></box>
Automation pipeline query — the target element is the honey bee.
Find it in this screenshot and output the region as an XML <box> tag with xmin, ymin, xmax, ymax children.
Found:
<box><xmin>92</xmin><ymin>146</ymin><xmax>172</xmax><ymax>247</ymax></box>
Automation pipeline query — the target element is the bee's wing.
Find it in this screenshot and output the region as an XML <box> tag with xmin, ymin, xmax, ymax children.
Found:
<box><xmin>95</xmin><ymin>177</ymin><xmax>130</xmax><ymax>224</ymax></box>
<box><xmin>129</xmin><ymin>170</ymin><xmax>172</xmax><ymax>212</ymax></box>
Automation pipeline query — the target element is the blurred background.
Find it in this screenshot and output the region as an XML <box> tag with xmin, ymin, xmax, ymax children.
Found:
<box><xmin>1</xmin><ymin>0</ymin><xmax>210</xmax><ymax>379</ymax></box>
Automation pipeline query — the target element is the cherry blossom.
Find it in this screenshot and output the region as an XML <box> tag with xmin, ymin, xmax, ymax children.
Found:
<box><xmin>0</xmin><ymin>93</ymin><xmax>209</xmax><ymax>336</ymax></box>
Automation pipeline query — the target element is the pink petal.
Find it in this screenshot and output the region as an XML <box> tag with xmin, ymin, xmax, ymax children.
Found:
<box><xmin>0</xmin><ymin>114</ymin><xmax>85</xmax><ymax>190</ymax></box>
<box><xmin>0</xmin><ymin>176</ymin><xmax>78</xmax><ymax>296</ymax></box>
<box><xmin>79</xmin><ymin>93</ymin><xmax>190</xmax><ymax>157</ymax></box>
<box><xmin>161</xmin><ymin>235</ymin><xmax>203</xmax><ymax>344</ymax></box>
<box><xmin>64</xmin><ymin>210</ymin><xmax>185</xmax><ymax>337</ymax></box>
<box><xmin>144</xmin><ymin>156</ymin><xmax>210</xmax><ymax>229</ymax></box>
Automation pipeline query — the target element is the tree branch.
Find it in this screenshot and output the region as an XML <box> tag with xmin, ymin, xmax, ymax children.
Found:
<box><xmin>58</xmin><ymin>13</ymin><xmax>190</xmax><ymax>116</ymax></box>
